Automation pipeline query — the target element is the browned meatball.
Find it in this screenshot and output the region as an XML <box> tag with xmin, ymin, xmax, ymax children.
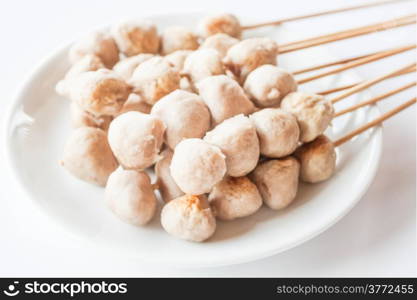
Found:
<box><xmin>61</xmin><ymin>127</ymin><xmax>118</xmax><ymax>186</ymax></box>
<box><xmin>294</xmin><ymin>135</ymin><xmax>337</xmax><ymax>183</ymax></box>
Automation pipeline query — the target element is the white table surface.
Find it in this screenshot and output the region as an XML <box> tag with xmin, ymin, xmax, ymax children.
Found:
<box><xmin>0</xmin><ymin>0</ymin><xmax>415</xmax><ymax>277</ymax></box>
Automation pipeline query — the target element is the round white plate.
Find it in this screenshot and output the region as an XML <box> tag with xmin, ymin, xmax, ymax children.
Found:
<box><xmin>4</xmin><ymin>13</ymin><xmax>382</xmax><ymax>267</ymax></box>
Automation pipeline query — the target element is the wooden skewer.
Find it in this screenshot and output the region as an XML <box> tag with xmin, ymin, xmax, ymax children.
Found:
<box><xmin>319</xmin><ymin>83</ymin><xmax>359</xmax><ymax>96</ymax></box>
<box><xmin>242</xmin><ymin>0</ymin><xmax>409</xmax><ymax>30</ymax></box>
<box><xmin>333</xmin><ymin>97</ymin><xmax>416</xmax><ymax>147</ymax></box>
<box><xmin>293</xmin><ymin>52</ymin><xmax>379</xmax><ymax>75</ymax></box>
<box><xmin>335</xmin><ymin>81</ymin><xmax>416</xmax><ymax>117</ymax></box>
<box><xmin>296</xmin><ymin>44</ymin><xmax>416</xmax><ymax>84</ymax></box>
<box><xmin>317</xmin><ymin>66</ymin><xmax>416</xmax><ymax>95</ymax></box>
<box><xmin>330</xmin><ymin>63</ymin><xmax>416</xmax><ymax>103</ymax></box>
<box><xmin>279</xmin><ymin>14</ymin><xmax>416</xmax><ymax>54</ymax></box>
<box><xmin>281</xmin><ymin>14</ymin><xmax>414</xmax><ymax>49</ymax></box>
<box><xmin>280</xmin><ymin>14</ymin><xmax>415</xmax><ymax>50</ymax></box>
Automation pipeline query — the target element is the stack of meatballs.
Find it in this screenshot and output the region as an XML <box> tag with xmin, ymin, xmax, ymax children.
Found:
<box><xmin>58</xmin><ymin>13</ymin><xmax>336</xmax><ymax>242</ymax></box>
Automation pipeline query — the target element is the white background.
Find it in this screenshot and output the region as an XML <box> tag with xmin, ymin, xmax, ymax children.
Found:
<box><xmin>0</xmin><ymin>0</ymin><xmax>415</xmax><ymax>277</ymax></box>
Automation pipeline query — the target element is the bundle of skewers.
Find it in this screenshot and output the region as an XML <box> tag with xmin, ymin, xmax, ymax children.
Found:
<box><xmin>56</xmin><ymin>0</ymin><xmax>416</xmax><ymax>242</ymax></box>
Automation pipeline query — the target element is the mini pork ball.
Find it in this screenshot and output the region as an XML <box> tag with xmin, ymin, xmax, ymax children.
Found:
<box><xmin>117</xmin><ymin>93</ymin><xmax>152</xmax><ymax>115</ymax></box>
<box><xmin>111</xmin><ymin>20</ymin><xmax>160</xmax><ymax>56</ymax></box>
<box><xmin>198</xmin><ymin>13</ymin><xmax>242</xmax><ymax>38</ymax></box>
<box><xmin>105</xmin><ymin>167</ymin><xmax>157</xmax><ymax>226</ymax></box>
<box><xmin>112</xmin><ymin>54</ymin><xmax>154</xmax><ymax>81</ymax></box>
<box><xmin>204</xmin><ymin>114</ymin><xmax>259</xmax><ymax>177</ymax></box>
<box><xmin>200</xmin><ymin>33</ymin><xmax>239</xmax><ymax>58</ymax></box>
<box><xmin>182</xmin><ymin>49</ymin><xmax>225</xmax><ymax>83</ymax></box>
<box><xmin>61</xmin><ymin>69</ymin><xmax>132</xmax><ymax>116</ymax></box>
<box><xmin>108</xmin><ymin>111</ymin><xmax>166</xmax><ymax>170</ymax></box>
<box><xmin>151</xmin><ymin>90</ymin><xmax>211</xmax><ymax>149</ymax></box>
<box><xmin>250</xmin><ymin>108</ymin><xmax>300</xmax><ymax>158</ymax></box>
<box><xmin>281</xmin><ymin>92</ymin><xmax>334</xmax><ymax>143</ymax></box>
<box><xmin>65</xmin><ymin>54</ymin><xmax>105</xmax><ymax>79</ymax></box>
<box><xmin>161</xmin><ymin>194</ymin><xmax>216</xmax><ymax>242</ymax></box>
<box><xmin>224</xmin><ymin>37</ymin><xmax>278</xmax><ymax>82</ymax></box>
<box><xmin>129</xmin><ymin>57</ymin><xmax>180</xmax><ymax>105</ymax></box>
<box><xmin>208</xmin><ymin>176</ymin><xmax>262</xmax><ymax>221</ymax></box>
<box><xmin>70</xmin><ymin>101</ymin><xmax>113</xmax><ymax>131</ymax></box>
<box><xmin>170</xmin><ymin>139</ymin><xmax>226</xmax><ymax>195</ymax></box>
<box><xmin>155</xmin><ymin>148</ymin><xmax>184</xmax><ymax>202</ymax></box>
<box><xmin>69</xmin><ymin>30</ymin><xmax>119</xmax><ymax>68</ymax></box>
<box><xmin>164</xmin><ymin>50</ymin><xmax>193</xmax><ymax>71</ymax></box>
<box><xmin>244</xmin><ymin>65</ymin><xmax>298</xmax><ymax>108</ymax></box>
<box><xmin>161</xmin><ymin>26</ymin><xmax>199</xmax><ymax>55</ymax></box>
<box><xmin>250</xmin><ymin>157</ymin><xmax>300</xmax><ymax>210</ymax></box>
<box><xmin>56</xmin><ymin>55</ymin><xmax>105</xmax><ymax>96</ymax></box>
<box><xmin>197</xmin><ymin>75</ymin><xmax>255</xmax><ymax>125</ymax></box>
<box><xmin>294</xmin><ymin>135</ymin><xmax>336</xmax><ymax>183</ymax></box>
<box><xmin>61</xmin><ymin>127</ymin><xmax>118</xmax><ymax>186</ymax></box>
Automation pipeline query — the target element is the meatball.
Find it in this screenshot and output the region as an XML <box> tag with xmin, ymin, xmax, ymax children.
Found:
<box><xmin>107</xmin><ymin>111</ymin><xmax>165</xmax><ymax>170</ymax></box>
<box><xmin>70</xmin><ymin>101</ymin><xmax>113</xmax><ymax>131</ymax></box>
<box><xmin>105</xmin><ymin>167</ymin><xmax>157</xmax><ymax>226</ymax></box>
<box><xmin>111</xmin><ymin>20</ymin><xmax>160</xmax><ymax>56</ymax></box>
<box><xmin>224</xmin><ymin>37</ymin><xmax>278</xmax><ymax>82</ymax></box>
<box><xmin>250</xmin><ymin>157</ymin><xmax>300</xmax><ymax>210</ymax></box>
<box><xmin>208</xmin><ymin>176</ymin><xmax>262</xmax><ymax>221</ymax></box>
<box><xmin>244</xmin><ymin>65</ymin><xmax>297</xmax><ymax>108</ymax></box>
<box><xmin>182</xmin><ymin>49</ymin><xmax>225</xmax><ymax>83</ymax></box>
<box><xmin>69</xmin><ymin>30</ymin><xmax>119</xmax><ymax>68</ymax></box>
<box><xmin>112</xmin><ymin>54</ymin><xmax>154</xmax><ymax>81</ymax></box>
<box><xmin>161</xmin><ymin>26</ymin><xmax>199</xmax><ymax>55</ymax></box>
<box><xmin>129</xmin><ymin>57</ymin><xmax>180</xmax><ymax>105</ymax></box>
<box><xmin>170</xmin><ymin>138</ymin><xmax>226</xmax><ymax>195</ymax></box>
<box><xmin>200</xmin><ymin>33</ymin><xmax>239</xmax><ymax>58</ymax></box>
<box><xmin>161</xmin><ymin>194</ymin><xmax>216</xmax><ymax>242</ymax></box>
<box><xmin>61</xmin><ymin>127</ymin><xmax>118</xmax><ymax>186</ymax></box>
<box><xmin>204</xmin><ymin>114</ymin><xmax>259</xmax><ymax>177</ymax></box>
<box><xmin>197</xmin><ymin>75</ymin><xmax>255</xmax><ymax>125</ymax></box>
<box><xmin>250</xmin><ymin>108</ymin><xmax>300</xmax><ymax>158</ymax></box>
<box><xmin>281</xmin><ymin>92</ymin><xmax>334</xmax><ymax>143</ymax></box>
<box><xmin>65</xmin><ymin>54</ymin><xmax>105</xmax><ymax>79</ymax></box>
<box><xmin>117</xmin><ymin>93</ymin><xmax>152</xmax><ymax>115</ymax></box>
<box><xmin>164</xmin><ymin>50</ymin><xmax>193</xmax><ymax>71</ymax></box>
<box><xmin>198</xmin><ymin>13</ymin><xmax>242</xmax><ymax>38</ymax></box>
<box><xmin>151</xmin><ymin>90</ymin><xmax>211</xmax><ymax>149</ymax></box>
<box><xmin>155</xmin><ymin>148</ymin><xmax>184</xmax><ymax>202</ymax></box>
<box><xmin>61</xmin><ymin>69</ymin><xmax>131</xmax><ymax>116</ymax></box>
<box><xmin>294</xmin><ymin>135</ymin><xmax>336</xmax><ymax>183</ymax></box>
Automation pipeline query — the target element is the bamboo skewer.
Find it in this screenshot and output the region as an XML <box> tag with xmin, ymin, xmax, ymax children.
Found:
<box><xmin>335</xmin><ymin>81</ymin><xmax>416</xmax><ymax>117</ymax></box>
<box><xmin>317</xmin><ymin>66</ymin><xmax>416</xmax><ymax>95</ymax></box>
<box><xmin>333</xmin><ymin>97</ymin><xmax>416</xmax><ymax>147</ymax></box>
<box><xmin>280</xmin><ymin>14</ymin><xmax>415</xmax><ymax>50</ymax></box>
<box><xmin>319</xmin><ymin>83</ymin><xmax>359</xmax><ymax>96</ymax></box>
<box><xmin>296</xmin><ymin>44</ymin><xmax>416</xmax><ymax>84</ymax></box>
<box><xmin>278</xmin><ymin>14</ymin><xmax>416</xmax><ymax>54</ymax></box>
<box><xmin>330</xmin><ymin>63</ymin><xmax>416</xmax><ymax>103</ymax></box>
<box><xmin>242</xmin><ymin>0</ymin><xmax>409</xmax><ymax>30</ymax></box>
<box><xmin>281</xmin><ymin>14</ymin><xmax>415</xmax><ymax>49</ymax></box>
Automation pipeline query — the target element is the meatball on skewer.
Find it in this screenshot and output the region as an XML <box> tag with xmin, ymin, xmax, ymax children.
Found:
<box><xmin>197</xmin><ymin>75</ymin><xmax>255</xmax><ymax>126</ymax></box>
<box><xmin>204</xmin><ymin>114</ymin><xmax>259</xmax><ymax>177</ymax></box>
<box><xmin>161</xmin><ymin>194</ymin><xmax>216</xmax><ymax>242</ymax></box>
<box><xmin>105</xmin><ymin>167</ymin><xmax>157</xmax><ymax>226</ymax></box>
<box><xmin>208</xmin><ymin>176</ymin><xmax>262</xmax><ymax>221</ymax></box>
<box><xmin>244</xmin><ymin>65</ymin><xmax>297</xmax><ymax>108</ymax></box>
<box><xmin>250</xmin><ymin>157</ymin><xmax>300</xmax><ymax>210</ymax></box>
<box><xmin>151</xmin><ymin>90</ymin><xmax>211</xmax><ymax>150</ymax></box>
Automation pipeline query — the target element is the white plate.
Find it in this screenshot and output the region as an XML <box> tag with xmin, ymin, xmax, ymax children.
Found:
<box><xmin>4</xmin><ymin>13</ymin><xmax>382</xmax><ymax>267</ymax></box>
